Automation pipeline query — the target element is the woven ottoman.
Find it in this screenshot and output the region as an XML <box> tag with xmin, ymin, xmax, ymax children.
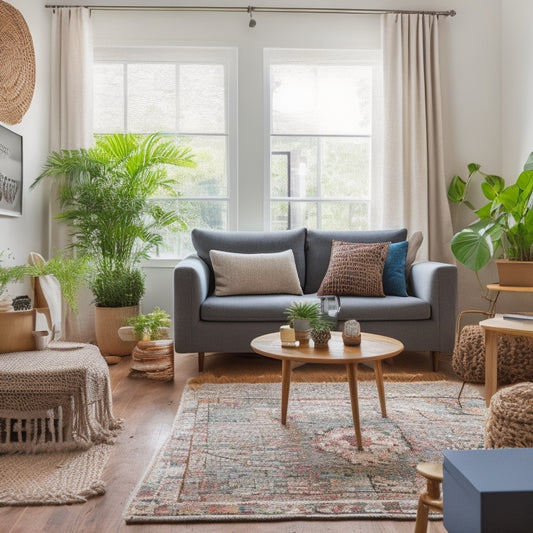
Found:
<box><xmin>484</xmin><ymin>382</ymin><xmax>533</xmax><ymax>448</ymax></box>
<box><xmin>452</xmin><ymin>325</ymin><xmax>533</xmax><ymax>384</ymax></box>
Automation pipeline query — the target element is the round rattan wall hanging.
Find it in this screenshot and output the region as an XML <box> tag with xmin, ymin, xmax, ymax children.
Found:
<box><xmin>0</xmin><ymin>1</ymin><xmax>36</xmax><ymax>125</ymax></box>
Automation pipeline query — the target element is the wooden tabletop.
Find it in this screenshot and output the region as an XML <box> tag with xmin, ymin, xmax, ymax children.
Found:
<box><xmin>480</xmin><ymin>315</ymin><xmax>533</xmax><ymax>337</ymax></box>
<box><xmin>250</xmin><ymin>331</ymin><xmax>404</xmax><ymax>365</ymax></box>
<box><xmin>486</xmin><ymin>283</ymin><xmax>533</xmax><ymax>293</ymax></box>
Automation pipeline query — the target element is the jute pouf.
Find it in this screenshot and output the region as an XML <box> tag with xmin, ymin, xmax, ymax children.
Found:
<box><xmin>0</xmin><ymin>1</ymin><xmax>36</xmax><ymax>124</ymax></box>
<box><xmin>452</xmin><ymin>325</ymin><xmax>533</xmax><ymax>384</ymax></box>
<box><xmin>484</xmin><ymin>382</ymin><xmax>533</xmax><ymax>448</ymax></box>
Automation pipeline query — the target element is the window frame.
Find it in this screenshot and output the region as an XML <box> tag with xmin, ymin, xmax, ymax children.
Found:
<box><xmin>93</xmin><ymin>45</ymin><xmax>239</xmax><ymax>258</ymax></box>
<box><xmin>264</xmin><ymin>48</ymin><xmax>382</xmax><ymax>231</ymax></box>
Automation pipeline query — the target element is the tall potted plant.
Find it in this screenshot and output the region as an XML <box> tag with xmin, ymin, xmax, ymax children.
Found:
<box><xmin>31</xmin><ymin>133</ymin><xmax>196</xmax><ymax>356</ymax></box>
<box><xmin>447</xmin><ymin>152</ymin><xmax>533</xmax><ymax>286</ymax></box>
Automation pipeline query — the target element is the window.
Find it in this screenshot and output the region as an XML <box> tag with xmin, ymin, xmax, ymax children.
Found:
<box><xmin>93</xmin><ymin>47</ymin><xmax>236</xmax><ymax>258</ymax></box>
<box><xmin>267</xmin><ymin>49</ymin><xmax>380</xmax><ymax>230</ymax></box>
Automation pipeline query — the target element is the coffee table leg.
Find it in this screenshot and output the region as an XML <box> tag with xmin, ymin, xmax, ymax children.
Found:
<box><xmin>374</xmin><ymin>360</ymin><xmax>387</xmax><ymax>418</ymax></box>
<box><xmin>346</xmin><ymin>363</ymin><xmax>363</xmax><ymax>450</ymax></box>
<box><xmin>281</xmin><ymin>359</ymin><xmax>292</xmax><ymax>425</ymax></box>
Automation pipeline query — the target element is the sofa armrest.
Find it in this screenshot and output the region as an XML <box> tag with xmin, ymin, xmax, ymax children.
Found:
<box><xmin>409</xmin><ymin>261</ymin><xmax>458</xmax><ymax>353</ymax></box>
<box><xmin>173</xmin><ymin>254</ymin><xmax>211</xmax><ymax>352</ymax></box>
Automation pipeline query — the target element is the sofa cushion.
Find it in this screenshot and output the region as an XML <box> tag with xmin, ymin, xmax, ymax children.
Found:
<box><xmin>200</xmin><ymin>294</ymin><xmax>430</xmax><ymax>322</ymax></box>
<box><xmin>317</xmin><ymin>241</ymin><xmax>389</xmax><ymax>297</ymax></box>
<box><xmin>305</xmin><ymin>228</ymin><xmax>408</xmax><ymax>293</ymax></box>
<box><xmin>383</xmin><ymin>241</ymin><xmax>409</xmax><ymax>296</ymax></box>
<box><xmin>210</xmin><ymin>249</ymin><xmax>303</xmax><ymax>296</ymax></box>
<box><xmin>338</xmin><ymin>295</ymin><xmax>431</xmax><ymax>321</ymax></box>
<box><xmin>192</xmin><ymin>228</ymin><xmax>307</xmax><ymax>288</ymax></box>
<box><xmin>201</xmin><ymin>294</ymin><xmax>320</xmax><ymax>322</ymax></box>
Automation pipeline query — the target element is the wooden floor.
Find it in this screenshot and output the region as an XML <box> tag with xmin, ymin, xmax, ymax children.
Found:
<box><xmin>0</xmin><ymin>350</ymin><xmax>456</xmax><ymax>533</ymax></box>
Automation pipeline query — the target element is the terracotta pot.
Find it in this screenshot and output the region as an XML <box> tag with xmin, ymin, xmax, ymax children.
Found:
<box><xmin>94</xmin><ymin>305</ymin><xmax>139</xmax><ymax>357</ymax></box>
<box><xmin>496</xmin><ymin>260</ymin><xmax>533</xmax><ymax>287</ymax></box>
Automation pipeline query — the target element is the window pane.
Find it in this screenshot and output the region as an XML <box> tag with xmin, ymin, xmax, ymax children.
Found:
<box><xmin>271</xmin><ymin>136</ymin><xmax>370</xmax><ymax>200</ymax></box>
<box><xmin>167</xmin><ymin>135</ymin><xmax>227</xmax><ymax>197</ymax></box>
<box><xmin>153</xmin><ymin>198</ymin><xmax>228</xmax><ymax>258</ymax></box>
<box><xmin>179</xmin><ymin>65</ymin><xmax>225</xmax><ymax>133</ymax></box>
<box><xmin>271</xmin><ymin>64</ymin><xmax>372</xmax><ymax>135</ymax></box>
<box><xmin>271</xmin><ymin>200</ymin><xmax>368</xmax><ymax>231</ymax></box>
<box><xmin>128</xmin><ymin>64</ymin><xmax>176</xmax><ymax>132</ymax></box>
<box><xmin>271</xmin><ymin>137</ymin><xmax>318</xmax><ymax>198</ymax></box>
<box><xmin>321</xmin><ymin>137</ymin><xmax>370</xmax><ymax>198</ymax></box>
<box><xmin>94</xmin><ymin>63</ymin><xmax>124</xmax><ymax>133</ymax></box>
<box><xmin>270</xmin><ymin>201</ymin><xmax>317</xmax><ymax>230</ymax></box>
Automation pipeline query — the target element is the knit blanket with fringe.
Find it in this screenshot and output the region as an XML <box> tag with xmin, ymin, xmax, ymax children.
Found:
<box><xmin>0</xmin><ymin>342</ymin><xmax>122</xmax><ymax>453</ymax></box>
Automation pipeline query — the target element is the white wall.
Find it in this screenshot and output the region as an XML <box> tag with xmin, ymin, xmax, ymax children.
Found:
<box><xmin>4</xmin><ymin>0</ymin><xmax>532</xmax><ymax>332</ymax></box>
<box><xmin>0</xmin><ymin>0</ymin><xmax>50</xmax><ymax>298</ymax></box>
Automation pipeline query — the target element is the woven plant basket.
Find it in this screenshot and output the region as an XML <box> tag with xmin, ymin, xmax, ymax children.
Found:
<box><xmin>0</xmin><ymin>1</ymin><xmax>36</xmax><ymax>124</ymax></box>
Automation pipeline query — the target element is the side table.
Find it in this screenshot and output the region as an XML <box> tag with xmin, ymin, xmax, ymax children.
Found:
<box><xmin>480</xmin><ymin>315</ymin><xmax>533</xmax><ymax>406</ymax></box>
<box><xmin>0</xmin><ymin>342</ymin><xmax>121</xmax><ymax>453</ymax></box>
<box><xmin>485</xmin><ymin>283</ymin><xmax>533</xmax><ymax>315</ymax></box>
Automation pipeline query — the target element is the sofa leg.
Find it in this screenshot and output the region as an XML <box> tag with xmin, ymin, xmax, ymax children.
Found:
<box><xmin>198</xmin><ymin>352</ymin><xmax>205</xmax><ymax>372</ymax></box>
<box><xmin>431</xmin><ymin>351</ymin><xmax>439</xmax><ymax>372</ymax></box>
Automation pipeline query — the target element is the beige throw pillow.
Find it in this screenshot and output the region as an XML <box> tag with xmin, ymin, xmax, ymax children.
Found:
<box><xmin>210</xmin><ymin>249</ymin><xmax>303</xmax><ymax>296</ymax></box>
<box><xmin>317</xmin><ymin>240</ymin><xmax>389</xmax><ymax>297</ymax></box>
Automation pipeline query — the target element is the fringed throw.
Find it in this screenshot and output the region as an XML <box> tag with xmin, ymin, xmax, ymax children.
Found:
<box><xmin>0</xmin><ymin>342</ymin><xmax>122</xmax><ymax>454</ymax></box>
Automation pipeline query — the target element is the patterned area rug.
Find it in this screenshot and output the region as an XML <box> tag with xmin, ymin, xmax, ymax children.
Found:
<box><xmin>124</xmin><ymin>381</ymin><xmax>485</xmax><ymax>523</ymax></box>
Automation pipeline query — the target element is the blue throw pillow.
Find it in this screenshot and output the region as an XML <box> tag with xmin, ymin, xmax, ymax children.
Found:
<box><xmin>382</xmin><ymin>241</ymin><xmax>408</xmax><ymax>296</ymax></box>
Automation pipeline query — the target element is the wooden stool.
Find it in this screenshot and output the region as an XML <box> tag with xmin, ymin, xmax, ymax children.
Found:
<box><xmin>414</xmin><ymin>462</ymin><xmax>443</xmax><ymax>533</ymax></box>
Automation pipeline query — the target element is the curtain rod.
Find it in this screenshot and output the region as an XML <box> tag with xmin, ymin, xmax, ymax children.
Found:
<box><xmin>44</xmin><ymin>5</ymin><xmax>456</xmax><ymax>17</ymax></box>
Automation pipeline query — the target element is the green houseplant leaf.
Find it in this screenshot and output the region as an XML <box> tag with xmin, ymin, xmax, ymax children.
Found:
<box><xmin>447</xmin><ymin>153</ymin><xmax>533</xmax><ymax>271</ymax></box>
<box><xmin>31</xmin><ymin>133</ymin><xmax>196</xmax><ymax>307</ymax></box>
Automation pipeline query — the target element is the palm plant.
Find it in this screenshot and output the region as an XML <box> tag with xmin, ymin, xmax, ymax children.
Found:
<box><xmin>31</xmin><ymin>133</ymin><xmax>196</xmax><ymax>307</ymax></box>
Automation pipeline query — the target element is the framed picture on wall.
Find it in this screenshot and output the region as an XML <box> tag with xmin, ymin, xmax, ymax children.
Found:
<box><xmin>0</xmin><ymin>124</ymin><xmax>23</xmax><ymax>217</ymax></box>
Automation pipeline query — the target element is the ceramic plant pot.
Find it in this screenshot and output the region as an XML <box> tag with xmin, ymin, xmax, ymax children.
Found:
<box><xmin>94</xmin><ymin>305</ymin><xmax>139</xmax><ymax>359</ymax></box>
<box><xmin>311</xmin><ymin>328</ymin><xmax>331</xmax><ymax>348</ymax></box>
<box><xmin>496</xmin><ymin>260</ymin><xmax>533</xmax><ymax>287</ymax></box>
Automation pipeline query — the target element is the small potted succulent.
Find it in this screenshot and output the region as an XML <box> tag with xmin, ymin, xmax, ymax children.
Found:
<box><xmin>342</xmin><ymin>319</ymin><xmax>361</xmax><ymax>346</ymax></box>
<box><xmin>310</xmin><ymin>316</ymin><xmax>335</xmax><ymax>348</ymax></box>
<box><xmin>284</xmin><ymin>301</ymin><xmax>321</xmax><ymax>345</ymax></box>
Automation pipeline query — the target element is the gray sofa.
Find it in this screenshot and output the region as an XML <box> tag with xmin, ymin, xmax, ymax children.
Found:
<box><xmin>173</xmin><ymin>228</ymin><xmax>457</xmax><ymax>371</ymax></box>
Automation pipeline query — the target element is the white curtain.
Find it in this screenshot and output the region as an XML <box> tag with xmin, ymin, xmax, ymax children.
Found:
<box><xmin>49</xmin><ymin>7</ymin><xmax>94</xmax><ymax>342</ymax></box>
<box><xmin>381</xmin><ymin>13</ymin><xmax>454</xmax><ymax>263</ymax></box>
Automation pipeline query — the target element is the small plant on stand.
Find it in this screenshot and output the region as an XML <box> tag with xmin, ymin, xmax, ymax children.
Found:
<box><xmin>121</xmin><ymin>308</ymin><xmax>174</xmax><ymax>382</ymax></box>
<box><xmin>126</xmin><ymin>307</ymin><xmax>171</xmax><ymax>341</ymax></box>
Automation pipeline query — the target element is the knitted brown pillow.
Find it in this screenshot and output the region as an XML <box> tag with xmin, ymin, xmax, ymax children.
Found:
<box><xmin>317</xmin><ymin>240</ymin><xmax>389</xmax><ymax>297</ymax></box>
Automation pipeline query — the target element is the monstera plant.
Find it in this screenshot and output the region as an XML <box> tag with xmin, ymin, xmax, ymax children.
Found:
<box><xmin>447</xmin><ymin>152</ymin><xmax>533</xmax><ymax>285</ymax></box>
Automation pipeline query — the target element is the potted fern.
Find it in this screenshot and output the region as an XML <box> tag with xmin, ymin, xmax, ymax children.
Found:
<box><xmin>284</xmin><ymin>301</ymin><xmax>322</xmax><ymax>345</ymax></box>
<box><xmin>448</xmin><ymin>152</ymin><xmax>533</xmax><ymax>286</ymax></box>
<box><xmin>31</xmin><ymin>133</ymin><xmax>196</xmax><ymax>356</ymax></box>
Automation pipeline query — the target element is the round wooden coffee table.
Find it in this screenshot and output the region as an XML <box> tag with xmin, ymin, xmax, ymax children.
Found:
<box><xmin>250</xmin><ymin>331</ymin><xmax>404</xmax><ymax>450</ymax></box>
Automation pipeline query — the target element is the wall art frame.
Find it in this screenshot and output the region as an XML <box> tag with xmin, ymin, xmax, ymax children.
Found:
<box><xmin>0</xmin><ymin>124</ymin><xmax>23</xmax><ymax>217</ymax></box>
